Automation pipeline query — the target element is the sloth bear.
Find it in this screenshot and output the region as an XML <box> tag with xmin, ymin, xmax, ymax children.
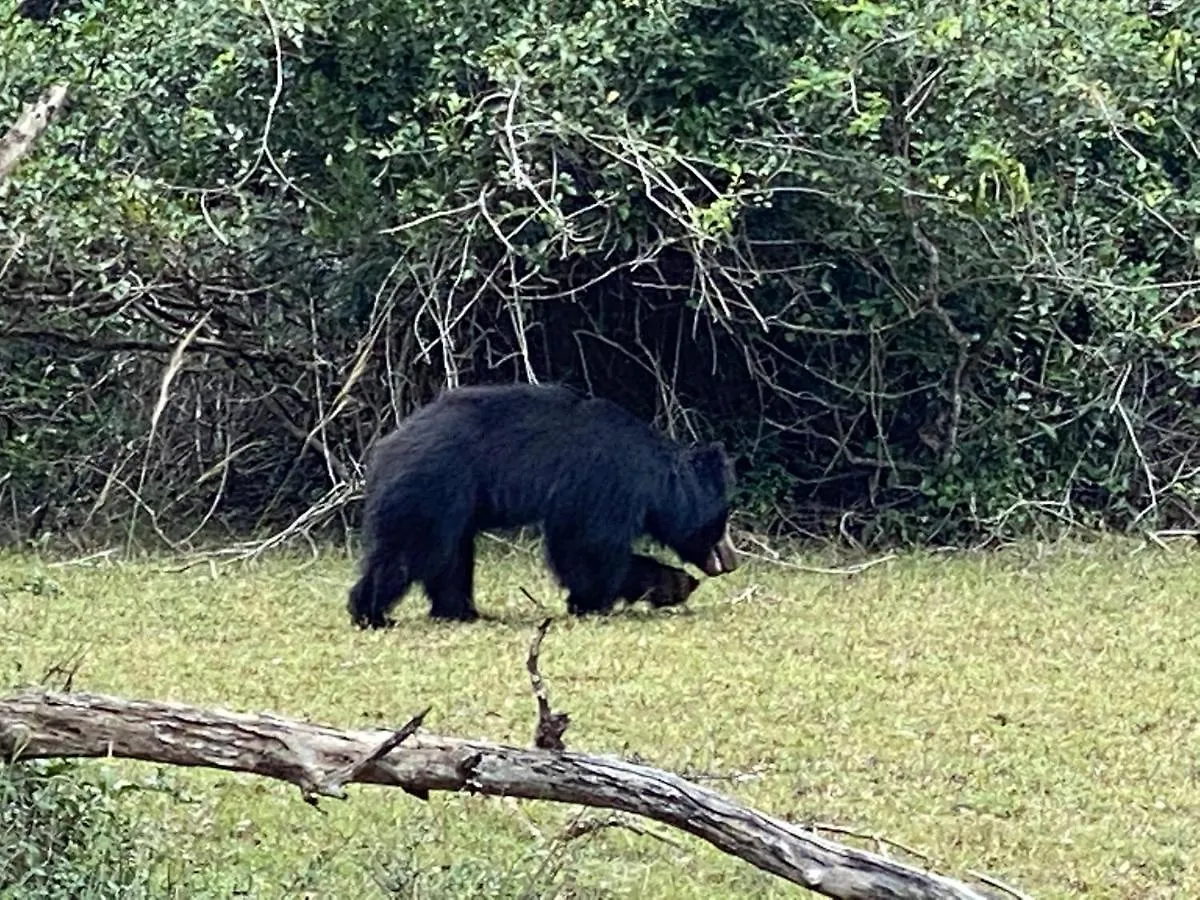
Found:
<box><xmin>348</xmin><ymin>383</ymin><xmax>737</xmax><ymax>628</ymax></box>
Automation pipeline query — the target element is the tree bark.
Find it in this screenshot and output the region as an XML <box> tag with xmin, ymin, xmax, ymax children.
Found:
<box><xmin>0</xmin><ymin>688</ymin><xmax>1002</xmax><ymax>900</ymax></box>
<box><xmin>0</xmin><ymin>84</ymin><xmax>69</xmax><ymax>183</ymax></box>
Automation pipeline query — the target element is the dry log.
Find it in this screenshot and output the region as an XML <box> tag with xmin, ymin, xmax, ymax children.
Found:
<box><xmin>0</xmin><ymin>84</ymin><xmax>69</xmax><ymax>183</ymax></box>
<box><xmin>0</xmin><ymin>688</ymin><xmax>1003</xmax><ymax>899</ymax></box>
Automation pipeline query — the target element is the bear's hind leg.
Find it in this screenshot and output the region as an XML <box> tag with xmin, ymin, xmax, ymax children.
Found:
<box><xmin>347</xmin><ymin>572</ymin><xmax>373</xmax><ymax>626</ymax></box>
<box><xmin>348</xmin><ymin>551</ymin><xmax>413</xmax><ymax>629</ymax></box>
<box><xmin>424</xmin><ymin>530</ymin><xmax>479</xmax><ymax>621</ymax></box>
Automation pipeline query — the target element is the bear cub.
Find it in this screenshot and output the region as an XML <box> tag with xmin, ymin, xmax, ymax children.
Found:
<box><xmin>618</xmin><ymin>554</ymin><xmax>700</xmax><ymax>609</ymax></box>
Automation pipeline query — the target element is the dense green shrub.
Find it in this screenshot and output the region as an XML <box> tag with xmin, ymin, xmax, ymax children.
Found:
<box><xmin>0</xmin><ymin>761</ymin><xmax>153</xmax><ymax>899</ymax></box>
<box><xmin>1</xmin><ymin>0</ymin><xmax>1196</xmax><ymax>546</ymax></box>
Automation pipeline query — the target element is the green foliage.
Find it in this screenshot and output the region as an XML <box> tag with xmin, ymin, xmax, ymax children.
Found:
<box><xmin>0</xmin><ymin>761</ymin><xmax>154</xmax><ymax>899</ymax></box>
<box><xmin>1</xmin><ymin>0</ymin><xmax>1197</xmax><ymax>546</ymax></box>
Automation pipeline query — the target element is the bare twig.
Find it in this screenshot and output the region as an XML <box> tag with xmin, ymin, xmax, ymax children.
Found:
<box><xmin>127</xmin><ymin>312</ymin><xmax>213</xmax><ymax>551</ymax></box>
<box><xmin>320</xmin><ymin>706</ymin><xmax>431</xmax><ymax>800</ymax></box>
<box><xmin>522</xmin><ymin>809</ymin><xmax>683</xmax><ymax>897</ymax></box>
<box><xmin>967</xmin><ymin>870</ymin><xmax>1036</xmax><ymax>900</ymax></box>
<box><xmin>38</xmin><ymin>646</ymin><xmax>88</xmax><ymax>692</ymax></box>
<box><xmin>527</xmin><ymin>617</ymin><xmax>569</xmax><ymax>751</ymax></box>
<box><xmin>810</xmin><ymin>820</ymin><xmax>932</xmax><ymax>864</ymax></box>
<box><xmin>738</xmin><ymin>531</ymin><xmax>899</xmax><ymax>576</ymax></box>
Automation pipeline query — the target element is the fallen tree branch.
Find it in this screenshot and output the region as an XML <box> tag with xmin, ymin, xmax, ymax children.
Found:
<box><xmin>0</xmin><ymin>83</ymin><xmax>69</xmax><ymax>183</ymax></box>
<box><xmin>0</xmin><ymin>688</ymin><xmax>1003</xmax><ymax>899</ymax></box>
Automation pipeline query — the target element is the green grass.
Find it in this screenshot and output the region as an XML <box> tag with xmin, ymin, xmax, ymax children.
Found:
<box><xmin>1</xmin><ymin>539</ymin><xmax>1198</xmax><ymax>898</ymax></box>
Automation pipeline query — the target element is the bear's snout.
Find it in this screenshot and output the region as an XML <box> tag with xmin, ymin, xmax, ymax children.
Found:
<box><xmin>701</xmin><ymin>531</ymin><xmax>739</xmax><ymax>576</ymax></box>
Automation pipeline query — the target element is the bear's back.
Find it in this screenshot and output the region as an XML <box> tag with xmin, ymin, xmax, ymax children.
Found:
<box><xmin>423</xmin><ymin>383</ymin><xmax>662</xmax><ymax>449</ymax></box>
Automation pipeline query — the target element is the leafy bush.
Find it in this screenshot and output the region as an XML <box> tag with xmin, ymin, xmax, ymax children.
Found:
<box><xmin>1</xmin><ymin>0</ymin><xmax>1196</xmax><ymax>546</ymax></box>
<box><xmin>0</xmin><ymin>761</ymin><xmax>153</xmax><ymax>899</ymax></box>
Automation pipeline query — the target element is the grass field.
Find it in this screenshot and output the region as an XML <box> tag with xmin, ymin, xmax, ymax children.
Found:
<box><xmin>2</xmin><ymin>538</ymin><xmax>1198</xmax><ymax>899</ymax></box>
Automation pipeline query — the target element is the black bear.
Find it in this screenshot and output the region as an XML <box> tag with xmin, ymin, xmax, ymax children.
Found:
<box><xmin>348</xmin><ymin>383</ymin><xmax>737</xmax><ymax>628</ymax></box>
<box><xmin>618</xmin><ymin>554</ymin><xmax>700</xmax><ymax>609</ymax></box>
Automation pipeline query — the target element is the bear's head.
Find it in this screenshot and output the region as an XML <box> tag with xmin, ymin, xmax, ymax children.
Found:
<box><xmin>656</xmin><ymin>443</ymin><xmax>739</xmax><ymax>578</ymax></box>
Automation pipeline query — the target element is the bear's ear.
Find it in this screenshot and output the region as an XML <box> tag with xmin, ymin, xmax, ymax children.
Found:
<box><xmin>692</xmin><ymin>442</ymin><xmax>733</xmax><ymax>490</ymax></box>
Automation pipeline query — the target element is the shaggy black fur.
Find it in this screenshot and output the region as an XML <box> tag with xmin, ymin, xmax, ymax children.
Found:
<box><xmin>348</xmin><ymin>383</ymin><xmax>737</xmax><ymax>628</ymax></box>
